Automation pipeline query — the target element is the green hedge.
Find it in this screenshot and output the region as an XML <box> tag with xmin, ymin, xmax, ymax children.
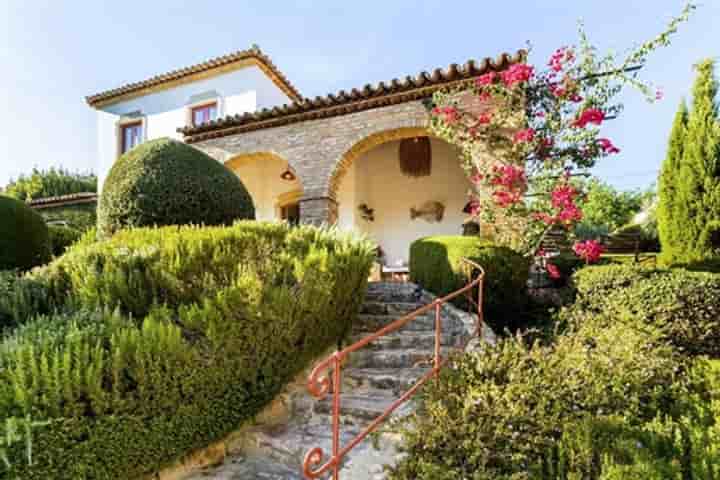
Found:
<box><xmin>388</xmin><ymin>319</ymin><xmax>718</xmax><ymax>480</ymax></box>
<box><xmin>0</xmin><ymin>222</ymin><xmax>375</xmax><ymax>479</ymax></box>
<box><xmin>48</xmin><ymin>225</ymin><xmax>82</xmax><ymax>257</ymax></box>
<box><xmin>569</xmin><ymin>264</ymin><xmax>720</xmax><ymax>357</ymax></box>
<box><xmin>98</xmin><ymin>138</ymin><xmax>255</xmax><ymax>236</ymax></box>
<box><xmin>0</xmin><ymin>196</ymin><xmax>50</xmax><ymax>271</ymax></box>
<box><xmin>409</xmin><ymin>236</ymin><xmax>529</xmax><ymax>332</ymax></box>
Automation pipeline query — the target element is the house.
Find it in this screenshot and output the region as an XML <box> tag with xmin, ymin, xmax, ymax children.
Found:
<box><xmin>28</xmin><ymin>192</ymin><xmax>98</xmax><ymax>230</ymax></box>
<box><xmin>86</xmin><ymin>45</ymin><xmax>523</xmax><ymax>267</ymax></box>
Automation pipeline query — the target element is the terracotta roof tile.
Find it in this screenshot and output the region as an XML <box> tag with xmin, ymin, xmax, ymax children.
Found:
<box><xmin>27</xmin><ymin>192</ymin><xmax>98</xmax><ymax>209</ymax></box>
<box><xmin>179</xmin><ymin>50</ymin><xmax>526</xmax><ymax>143</ymax></box>
<box><xmin>86</xmin><ymin>45</ymin><xmax>302</xmax><ymax>107</ymax></box>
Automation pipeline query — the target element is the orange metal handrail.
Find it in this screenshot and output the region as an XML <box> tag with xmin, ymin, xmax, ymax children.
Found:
<box><xmin>302</xmin><ymin>258</ymin><xmax>485</xmax><ymax>479</ymax></box>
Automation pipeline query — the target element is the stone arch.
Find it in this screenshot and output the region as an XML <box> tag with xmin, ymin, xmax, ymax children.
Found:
<box><xmin>327</xmin><ymin>126</ymin><xmax>433</xmax><ymax>200</ymax></box>
<box><xmin>224</xmin><ymin>151</ymin><xmax>303</xmax><ymax>222</ymax></box>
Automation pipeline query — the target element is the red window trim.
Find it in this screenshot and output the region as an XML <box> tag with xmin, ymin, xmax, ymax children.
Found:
<box><xmin>120</xmin><ymin>121</ymin><xmax>142</xmax><ymax>154</ymax></box>
<box><xmin>190</xmin><ymin>101</ymin><xmax>218</xmax><ymax>126</ymax></box>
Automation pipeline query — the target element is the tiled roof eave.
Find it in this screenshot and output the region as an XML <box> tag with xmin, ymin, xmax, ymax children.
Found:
<box><xmin>86</xmin><ymin>45</ymin><xmax>302</xmax><ymax>107</ymax></box>
<box><xmin>27</xmin><ymin>192</ymin><xmax>98</xmax><ymax>209</ymax></box>
<box><xmin>180</xmin><ymin>50</ymin><xmax>526</xmax><ymax>144</ymax></box>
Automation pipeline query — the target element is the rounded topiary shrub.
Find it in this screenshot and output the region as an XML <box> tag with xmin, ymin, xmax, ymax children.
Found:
<box><xmin>98</xmin><ymin>138</ymin><xmax>255</xmax><ymax>235</ymax></box>
<box><xmin>0</xmin><ymin>195</ymin><xmax>51</xmax><ymax>270</ymax></box>
<box><xmin>409</xmin><ymin>236</ymin><xmax>529</xmax><ymax>332</ymax></box>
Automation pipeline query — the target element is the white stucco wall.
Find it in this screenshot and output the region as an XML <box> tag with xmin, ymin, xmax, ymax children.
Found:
<box><xmin>95</xmin><ymin>65</ymin><xmax>293</xmax><ymax>193</ymax></box>
<box><xmin>228</xmin><ymin>156</ymin><xmax>302</xmax><ymax>221</ymax></box>
<box><xmin>336</xmin><ymin>138</ymin><xmax>471</xmax><ymax>265</ymax></box>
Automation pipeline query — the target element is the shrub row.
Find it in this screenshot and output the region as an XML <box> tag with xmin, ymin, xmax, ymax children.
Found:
<box><xmin>409</xmin><ymin>236</ymin><xmax>530</xmax><ymax>333</ymax></box>
<box><xmin>568</xmin><ymin>264</ymin><xmax>720</xmax><ymax>358</ymax></box>
<box><xmin>0</xmin><ymin>222</ymin><xmax>375</xmax><ymax>479</ymax></box>
<box><xmin>48</xmin><ymin>225</ymin><xmax>82</xmax><ymax>257</ymax></box>
<box><xmin>388</xmin><ymin>319</ymin><xmax>719</xmax><ymax>480</ymax></box>
<box><xmin>0</xmin><ymin>196</ymin><xmax>50</xmax><ymax>271</ymax></box>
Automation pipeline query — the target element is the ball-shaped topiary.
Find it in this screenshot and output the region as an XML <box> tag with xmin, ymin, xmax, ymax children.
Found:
<box><xmin>98</xmin><ymin>138</ymin><xmax>255</xmax><ymax>235</ymax></box>
<box><xmin>0</xmin><ymin>195</ymin><xmax>51</xmax><ymax>270</ymax></box>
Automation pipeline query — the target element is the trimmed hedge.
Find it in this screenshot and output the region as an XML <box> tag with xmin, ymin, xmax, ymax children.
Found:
<box><xmin>0</xmin><ymin>222</ymin><xmax>375</xmax><ymax>479</ymax></box>
<box><xmin>569</xmin><ymin>264</ymin><xmax>720</xmax><ymax>358</ymax></box>
<box><xmin>48</xmin><ymin>225</ymin><xmax>82</xmax><ymax>257</ymax></box>
<box><xmin>0</xmin><ymin>196</ymin><xmax>50</xmax><ymax>271</ymax></box>
<box><xmin>388</xmin><ymin>320</ymin><xmax>718</xmax><ymax>479</ymax></box>
<box><xmin>409</xmin><ymin>236</ymin><xmax>529</xmax><ymax>332</ymax></box>
<box><xmin>98</xmin><ymin>138</ymin><xmax>254</xmax><ymax>236</ymax></box>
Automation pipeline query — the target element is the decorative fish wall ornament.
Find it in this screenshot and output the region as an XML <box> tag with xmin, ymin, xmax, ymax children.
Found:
<box><xmin>410</xmin><ymin>201</ymin><xmax>445</xmax><ymax>222</ymax></box>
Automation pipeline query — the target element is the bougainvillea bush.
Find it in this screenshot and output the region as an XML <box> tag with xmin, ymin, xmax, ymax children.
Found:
<box><xmin>429</xmin><ymin>3</ymin><xmax>695</xmax><ymax>277</ymax></box>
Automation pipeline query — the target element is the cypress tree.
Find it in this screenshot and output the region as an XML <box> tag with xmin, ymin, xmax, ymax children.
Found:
<box><xmin>660</xmin><ymin>59</ymin><xmax>720</xmax><ymax>264</ymax></box>
<box><xmin>657</xmin><ymin>100</ymin><xmax>688</xmax><ymax>260</ymax></box>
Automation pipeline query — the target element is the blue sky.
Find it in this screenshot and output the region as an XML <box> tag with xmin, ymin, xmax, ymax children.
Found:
<box><xmin>1</xmin><ymin>1</ymin><xmax>718</xmax><ymax>191</ymax></box>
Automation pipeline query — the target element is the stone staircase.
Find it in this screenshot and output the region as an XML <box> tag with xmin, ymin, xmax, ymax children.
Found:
<box><xmin>184</xmin><ymin>282</ymin><xmax>489</xmax><ymax>480</ymax></box>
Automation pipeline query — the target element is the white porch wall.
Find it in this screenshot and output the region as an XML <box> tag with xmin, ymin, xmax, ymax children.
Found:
<box><xmin>95</xmin><ymin>65</ymin><xmax>292</xmax><ymax>194</ymax></box>
<box><xmin>336</xmin><ymin>138</ymin><xmax>470</xmax><ymax>265</ymax></box>
<box><xmin>228</xmin><ymin>156</ymin><xmax>301</xmax><ymax>221</ymax></box>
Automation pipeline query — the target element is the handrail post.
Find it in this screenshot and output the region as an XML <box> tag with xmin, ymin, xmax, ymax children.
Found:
<box><xmin>477</xmin><ymin>272</ymin><xmax>484</xmax><ymax>340</ymax></box>
<box><xmin>332</xmin><ymin>353</ymin><xmax>341</xmax><ymax>480</ymax></box>
<box><xmin>434</xmin><ymin>301</ymin><xmax>441</xmax><ymax>385</ymax></box>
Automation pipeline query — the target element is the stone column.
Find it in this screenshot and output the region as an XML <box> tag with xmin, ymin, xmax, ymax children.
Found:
<box><xmin>299</xmin><ymin>196</ymin><xmax>338</xmax><ymax>226</ymax></box>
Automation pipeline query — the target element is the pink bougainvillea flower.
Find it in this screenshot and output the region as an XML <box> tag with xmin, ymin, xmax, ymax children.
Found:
<box><xmin>478</xmin><ymin>91</ymin><xmax>492</xmax><ymax>102</ymax></box>
<box><xmin>501</xmin><ymin>64</ymin><xmax>534</xmax><ymax>88</ymax></box>
<box><xmin>492</xmin><ymin>189</ymin><xmax>522</xmax><ymax>207</ymax></box>
<box><xmin>597</xmin><ymin>138</ymin><xmax>620</xmax><ymax>154</ymax></box>
<box><xmin>470</xmin><ymin>172</ymin><xmax>484</xmax><ymax>184</ymax></box>
<box><xmin>546</xmin><ymin>263</ymin><xmax>562</xmax><ymax>279</ymax></box>
<box><xmin>573</xmin><ymin>108</ymin><xmax>605</xmax><ymax>128</ymax></box>
<box><xmin>513</xmin><ymin>128</ymin><xmax>536</xmax><ymax>144</ymax></box>
<box><xmin>433</xmin><ymin>106</ymin><xmax>460</xmax><ymax>124</ymax></box>
<box><xmin>548</xmin><ymin>46</ymin><xmax>575</xmax><ymax>73</ymax></box>
<box><xmin>477</xmin><ymin>112</ymin><xmax>493</xmax><ymax>125</ymax></box>
<box><xmin>573</xmin><ymin>239</ymin><xmax>605</xmax><ymax>264</ymax></box>
<box><xmin>476</xmin><ymin>72</ymin><xmax>497</xmax><ymax>87</ymax></box>
<box><xmin>569</xmin><ymin>93</ymin><xmax>584</xmax><ymax>103</ymax></box>
<box><xmin>491</xmin><ymin>164</ymin><xmax>527</xmax><ymax>188</ymax></box>
<box><xmin>551</xmin><ymin>184</ymin><xmax>579</xmax><ymax>210</ymax></box>
<box><xmin>557</xmin><ymin>204</ymin><xmax>583</xmax><ymax>223</ymax></box>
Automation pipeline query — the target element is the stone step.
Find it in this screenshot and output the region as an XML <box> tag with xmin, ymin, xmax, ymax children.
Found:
<box><xmin>353</xmin><ymin>314</ymin><xmax>463</xmax><ymax>334</ymax></box>
<box><xmin>364</xmin><ymin>284</ymin><xmax>422</xmax><ymax>304</ymax></box>
<box><xmin>348</xmin><ymin>330</ymin><xmax>460</xmax><ymax>350</ymax></box>
<box><xmin>190</xmin><ymin>456</ymin><xmax>304</xmax><ymax>479</ymax></box>
<box><xmin>349</xmin><ymin>347</ymin><xmax>454</xmax><ymax>370</ymax></box>
<box><xmin>360</xmin><ymin>301</ymin><xmax>425</xmax><ymax>316</ymax></box>
<box><xmin>248</xmin><ymin>421</ymin><xmax>361</xmax><ymax>472</ymax></box>
<box><xmin>314</xmin><ymin>390</ymin><xmax>415</xmax><ymax>422</ymax></box>
<box><xmin>343</xmin><ymin>367</ymin><xmax>428</xmax><ymax>393</ymax></box>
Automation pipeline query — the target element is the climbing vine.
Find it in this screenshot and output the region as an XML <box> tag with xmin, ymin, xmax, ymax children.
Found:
<box><xmin>429</xmin><ymin>2</ymin><xmax>695</xmax><ymax>271</ymax></box>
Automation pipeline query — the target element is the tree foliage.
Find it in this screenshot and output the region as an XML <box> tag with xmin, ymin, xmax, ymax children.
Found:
<box><xmin>659</xmin><ymin>59</ymin><xmax>720</xmax><ymax>264</ymax></box>
<box><xmin>3</xmin><ymin>168</ymin><xmax>97</xmax><ymax>202</ymax></box>
<box><xmin>658</xmin><ymin>101</ymin><xmax>688</xmax><ymax>254</ymax></box>
<box><xmin>575</xmin><ymin>178</ymin><xmax>647</xmax><ymax>236</ymax></box>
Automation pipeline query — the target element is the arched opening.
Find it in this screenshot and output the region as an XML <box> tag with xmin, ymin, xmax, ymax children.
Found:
<box><xmin>225</xmin><ymin>152</ymin><xmax>302</xmax><ymax>222</ymax></box>
<box><xmin>334</xmin><ymin>130</ymin><xmax>474</xmax><ymax>269</ymax></box>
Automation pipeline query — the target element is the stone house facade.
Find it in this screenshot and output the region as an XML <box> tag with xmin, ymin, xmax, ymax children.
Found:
<box><xmin>87</xmin><ymin>45</ymin><xmax>523</xmax><ymax>266</ymax></box>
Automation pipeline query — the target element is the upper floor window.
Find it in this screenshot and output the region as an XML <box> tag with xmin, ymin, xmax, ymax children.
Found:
<box><xmin>191</xmin><ymin>102</ymin><xmax>218</xmax><ymax>126</ymax></box>
<box><xmin>121</xmin><ymin>122</ymin><xmax>143</xmax><ymax>154</ymax></box>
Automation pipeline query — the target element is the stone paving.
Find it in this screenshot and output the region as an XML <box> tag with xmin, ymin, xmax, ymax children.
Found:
<box><xmin>185</xmin><ymin>282</ymin><xmax>491</xmax><ymax>479</ymax></box>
